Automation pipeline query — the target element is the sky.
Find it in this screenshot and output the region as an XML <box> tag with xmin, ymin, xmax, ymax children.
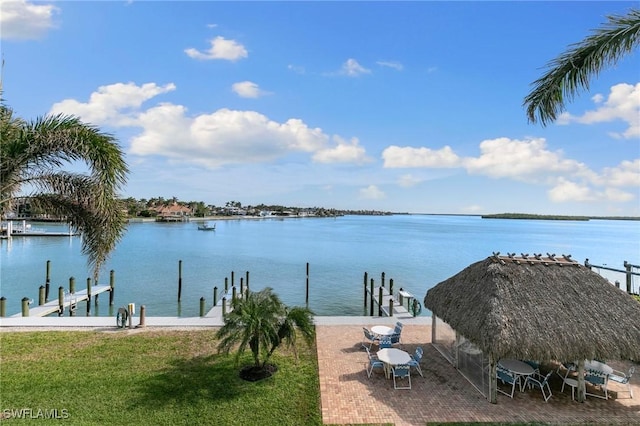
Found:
<box><xmin>1</xmin><ymin>1</ymin><xmax>639</xmax><ymax>216</ymax></box>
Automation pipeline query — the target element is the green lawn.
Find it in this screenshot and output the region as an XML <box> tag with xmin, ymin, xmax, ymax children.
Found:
<box><xmin>0</xmin><ymin>330</ymin><xmax>321</xmax><ymax>425</ymax></box>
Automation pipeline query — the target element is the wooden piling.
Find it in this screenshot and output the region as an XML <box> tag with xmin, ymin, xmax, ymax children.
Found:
<box><xmin>246</xmin><ymin>271</ymin><xmax>250</xmax><ymax>291</ymax></box>
<box><xmin>232</xmin><ymin>286</ymin><xmax>237</xmax><ymax>301</ymax></box>
<box><xmin>138</xmin><ymin>305</ymin><xmax>146</xmax><ymax>328</ymax></box>
<box><xmin>306</xmin><ymin>262</ymin><xmax>310</xmax><ymax>307</ymax></box>
<box><xmin>86</xmin><ymin>278</ymin><xmax>91</xmax><ymax>315</ymax></box>
<box><xmin>240</xmin><ymin>277</ymin><xmax>244</xmax><ymax>294</ymax></box>
<box><xmin>0</xmin><ymin>297</ymin><xmax>6</xmax><ymax>317</ymax></box>
<box><xmin>45</xmin><ymin>260</ymin><xmax>51</xmax><ymax>302</ymax></box>
<box><xmin>231</xmin><ymin>271</ymin><xmax>235</xmax><ymax>288</ymax></box>
<box><xmin>378</xmin><ymin>286</ymin><xmax>383</xmax><ymax>316</ymax></box>
<box><xmin>109</xmin><ymin>270</ymin><xmax>115</xmax><ymax>305</ymax></box>
<box><xmin>225</xmin><ymin>277</ymin><xmax>228</xmax><ymax>292</ymax></box>
<box><xmin>58</xmin><ymin>286</ymin><xmax>64</xmax><ymax>316</ymax></box>
<box><xmin>389</xmin><ymin>278</ymin><xmax>393</xmax><ymax>296</ymax></box>
<box><xmin>363</xmin><ymin>272</ymin><xmax>368</xmax><ymax>308</ymax></box>
<box><xmin>39</xmin><ymin>286</ymin><xmax>45</xmax><ymax>305</ymax></box>
<box><xmin>388</xmin><ymin>298</ymin><xmax>394</xmax><ymax>317</ymax></box>
<box><xmin>381</xmin><ymin>272</ymin><xmax>385</xmax><ymax>287</ymax></box>
<box><xmin>178</xmin><ymin>260</ymin><xmax>183</xmax><ymax>302</ymax></box>
<box><xmin>69</xmin><ymin>277</ymin><xmax>75</xmax><ymax>294</ymax></box>
<box><xmin>625</xmin><ymin>261</ymin><xmax>632</xmax><ymax>293</ymax></box>
<box><xmin>21</xmin><ymin>297</ymin><xmax>30</xmax><ymax>317</ymax></box>
<box><xmin>200</xmin><ymin>297</ymin><xmax>205</xmax><ymax>317</ymax></box>
<box><xmin>369</xmin><ymin>278</ymin><xmax>374</xmax><ymax>316</ymax></box>
<box><xmin>222</xmin><ymin>297</ymin><xmax>227</xmax><ymax>316</ymax></box>
<box><xmin>213</xmin><ymin>286</ymin><xmax>218</xmax><ymax>306</ymax></box>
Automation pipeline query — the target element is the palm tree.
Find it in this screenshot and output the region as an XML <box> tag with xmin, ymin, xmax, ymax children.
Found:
<box><xmin>216</xmin><ymin>287</ymin><xmax>315</xmax><ymax>379</ymax></box>
<box><xmin>524</xmin><ymin>8</ymin><xmax>640</xmax><ymax>126</ymax></box>
<box><xmin>0</xmin><ymin>101</ymin><xmax>129</xmax><ymax>279</ymax></box>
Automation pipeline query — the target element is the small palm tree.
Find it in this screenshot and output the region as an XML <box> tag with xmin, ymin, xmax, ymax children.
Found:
<box><xmin>0</xmin><ymin>101</ymin><xmax>128</xmax><ymax>279</ymax></box>
<box><xmin>216</xmin><ymin>287</ymin><xmax>315</xmax><ymax>380</ymax></box>
<box><xmin>524</xmin><ymin>8</ymin><xmax>640</xmax><ymax>126</ymax></box>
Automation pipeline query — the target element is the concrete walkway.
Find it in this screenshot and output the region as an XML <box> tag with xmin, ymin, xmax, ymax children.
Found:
<box><xmin>2</xmin><ymin>315</ymin><xmax>639</xmax><ymax>425</ymax></box>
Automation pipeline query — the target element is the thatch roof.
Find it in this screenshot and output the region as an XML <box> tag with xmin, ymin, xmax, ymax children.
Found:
<box><xmin>424</xmin><ymin>254</ymin><xmax>640</xmax><ymax>362</ymax></box>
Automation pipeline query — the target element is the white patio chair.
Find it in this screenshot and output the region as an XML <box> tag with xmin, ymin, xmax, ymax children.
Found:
<box><xmin>497</xmin><ymin>367</ymin><xmax>520</xmax><ymax>398</ymax></box>
<box><xmin>365</xmin><ymin>347</ymin><xmax>385</xmax><ymax>378</ymax></box>
<box><xmin>524</xmin><ymin>370</ymin><xmax>553</xmax><ymax>402</ymax></box>
<box><xmin>609</xmin><ymin>366</ymin><xmax>634</xmax><ymax>398</ymax></box>
<box><xmin>361</xmin><ymin>327</ymin><xmax>378</xmax><ymax>350</ymax></box>
<box><xmin>392</xmin><ymin>364</ymin><xmax>411</xmax><ymax>389</ymax></box>
<box><xmin>408</xmin><ymin>347</ymin><xmax>424</xmax><ymax>377</ymax></box>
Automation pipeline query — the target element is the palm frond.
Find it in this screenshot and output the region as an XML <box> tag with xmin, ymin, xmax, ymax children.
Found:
<box><xmin>524</xmin><ymin>8</ymin><xmax>640</xmax><ymax>126</ymax></box>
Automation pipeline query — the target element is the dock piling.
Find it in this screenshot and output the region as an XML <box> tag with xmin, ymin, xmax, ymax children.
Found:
<box><xmin>45</xmin><ymin>260</ymin><xmax>51</xmax><ymax>302</ymax></box>
<box><xmin>306</xmin><ymin>262</ymin><xmax>310</xmax><ymax>307</ymax></box>
<box><xmin>222</xmin><ymin>297</ymin><xmax>227</xmax><ymax>316</ymax></box>
<box><xmin>39</xmin><ymin>286</ymin><xmax>45</xmax><ymax>306</ymax></box>
<box><xmin>200</xmin><ymin>297</ymin><xmax>205</xmax><ymax>317</ymax></box>
<box><xmin>21</xmin><ymin>297</ymin><xmax>29</xmax><ymax>317</ymax></box>
<box><xmin>213</xmin><ymin>286</ymin><xmax>218</xmax><ymax>306</ymax></box>
<box><xmin>109</xmin><ymin>270</ymin><xmax>115</xmax><ymax>305</ymax></box>
<box><xmin>86</xmin><ymin>278</ymin><xmax>91</xmax><ymax>315</ymax></box>
<box><xmin>246</xmin><ymin>271</ymin><xmax>250</xmax><ymax>292</ymax></box>
<box><xmin>69</xmin><ymin>277</ymin><xmax>75</xmax><ymax>294</ymax></box>
<box><xmin>369</xmin><ymin>279</ymin><xmax>374</xmax><ymax>316</ymax></box>
<box><xmin>378</xmin><ymin>286</ymin><xmax>383</xmax><ymax>316</ymax></box>
<box><xmin>58</xmin><ymin>287</ymin><xmax>64</xmax><ymax>316</ymax></box>
<box><xmin>138</xmin><ymin>305</ymin><xmax>146</xmax><ymax>327</ymax></box>
<box><xmin>178</xmin><ymin>260</ymin><xmax>183</xmax><ymax>302</ymax></box>
<box><xmin>0</xmin><ymin>297</ymin><xmax>6</xmax><ymax>317</ymax></box>
<box><xmin>388</xmin><ymin>298</ymin><xmax>394</xmax><ymax>318</ymax></box>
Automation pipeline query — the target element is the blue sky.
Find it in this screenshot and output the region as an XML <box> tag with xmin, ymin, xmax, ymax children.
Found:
<box><xmin>2</xmin><ymin>1</ymin><xmax>639</xmax><ymax>216</ymax></box>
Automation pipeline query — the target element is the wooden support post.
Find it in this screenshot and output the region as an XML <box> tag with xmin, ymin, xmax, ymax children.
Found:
<box><xmin>369</xmin><ymin>279</ymin><xmax>374</xmax><ymax>316</ymax></box>
<box><xmin>45</xmin><ymin>260</ymin><xmax>51</xmax><ymax>302</ymax></box>
<box><xmin>488</xmin><ymin>353</ymin><xmax>497</xmax><ymax>404</ymax></box>
<box><xmin>222</xmin><ymin>297</ymin><xmax>227</xmax><ymax>316</ymax></box>
<box><xmin>225</xmin><ymin>277</ymin><xmax>228</xmax><ymax>292</ymax></box>
<box><xmin>128</xmin><ymin>303</ymin><xmax>134</xmax><ymax>329</ymax></box>
<box><xmin>246</xmin><ymin>271</ymin><xmax>250</xmax><ymax>292</ymax></box>
<box><xmin>615</xmin><ymin>280</ymin><xmax>620</xmax><ymax>289</ymax></box>
<box><xmin>0</xmin><ymin>297</ymin><xmax>6</xmax><ymax>317</ymax></box>
<box><xmin>213</xmin><ymin>286</ymin><xmax>218</xmax><ymax>306</ymax></box>
<box><xmin>388</xmin><ymin>297</ymin><xmax>394</xmax><ymax>317</ymax></box>
<box><xmin>399</xmin><ymin>287</ymin><xmax>404</xmax><ymax>307</ymax></box>
<box><xmin>305</xmin><ymin>262</ymin><xmax>310</xmax><ymax>308</ymax></box>
<box><xmin>109</xmin><ymin>270</ymin><xmax>115</xmax><ymax>305</ymax></box>
<box><xmin>86</xmin><ymin>278</ymin><xmax>91</xmax><ymax>315</ymax></box>
<box><xmin>22</xmin><ymin>297</ymin><xmax>30</xmax><ymax>317</ymax></box>
<box><xmin>232</xmin><ymin>286</ymin><xmax>237</xmax><ymax>301</ymax></box>
<box><xmin>240</xmin><ymin>277</ymin><xmax>244</xmax><ymax>294</ymax></box>
<box><xmin>39</xmin><ymin>286</ymin><xmax>45</xmax><ymax>305</ymax></box>
<box><xmin>58</xmin><ymin>286</ymin><xmax>64</xmax><ymax>316</ymax></box>
<box><xmin>138</xmin><ymin>305</ymin><xmax>146</xmax><ymax>328</ymax></box>
<box><xmin>381</xmin><ymin>272</ymin><xmax>385</xmax><ymax>288</ymax></box>
<box><xmin>231</xmin><ymin>271</ymin><xmax>235</xmax><ymax>288</ymax></box>
<box><xmin>178</xmin><ymin>260</ymin><xmax>183</xmax><ymax>302</ymax></box>
<box><xmin>69</xmin><ymin>276</ymin><xmax>75</xmax><ymax>294</ymax></box>
<box><xmin>389</xmin><ymin>278</ymin><xmax>393</xmax><ymax>296</ymax></box>
<box><xmin>363</xmin><ymin>272</ymin><xmax>368</xmax><ymax>308</ymax></box>
<box><xmin>200</xmin><ymin>297</ymin><xmax>205</xmax><ymax>317</ymax></box>
<box><xmin>378</xmin><ymin>286</ymin><xmax>383</xmax><ymax>317</ymax></box>
<box><xmin>624</xmin><ymin>261</ymin><xmax>632</xmax><ymax>294</ymax></box>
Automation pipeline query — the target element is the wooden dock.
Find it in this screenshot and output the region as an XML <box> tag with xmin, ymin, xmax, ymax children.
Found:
<box><xmin>368</xmin><ymin>285</ymin><xmax>420</xmax><ymax>318</ymax></box>
<box><xmin>11</xmin><ymin>285</ymin><xmax>112</xmax><ymax>317</ymax></box>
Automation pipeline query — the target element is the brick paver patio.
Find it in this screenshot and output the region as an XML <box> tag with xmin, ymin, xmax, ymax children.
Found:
<box><xmin>316</xmin><ymin>323</ymin><xmax>640</xmax><ymax>425</ymax></box>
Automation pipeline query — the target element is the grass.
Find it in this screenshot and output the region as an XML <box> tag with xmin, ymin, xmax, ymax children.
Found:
<box><xmin>0</xmin><ymin>330</ymin><xmax>321</xmax><ymax>425</ymax></box>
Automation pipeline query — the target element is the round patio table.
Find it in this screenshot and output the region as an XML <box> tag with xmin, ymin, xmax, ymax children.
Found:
<box><xmin>498</xmin><ymin>359</ymin><xmax>535</xmax><ymax>391</ymax></box>
<box><xmin>371</xmin><ymin>325</ymin><xmax>394</xmax><ymax>337</ymax></box>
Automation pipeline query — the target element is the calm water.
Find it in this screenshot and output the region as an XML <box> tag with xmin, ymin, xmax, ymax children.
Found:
<box><xmin>1</xmin><ymin>215</ymin><xmax>639</xmax><ymax>317</ymax></box>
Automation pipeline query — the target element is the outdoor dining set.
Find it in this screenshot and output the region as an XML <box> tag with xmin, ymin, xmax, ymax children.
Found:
<box><xmin>362</xmin><ymin>322</ymin><xmax>423</xmax><ymax>389</ymax></box>
<box><xmin>497</xmin><ymin>358</ymin><xmax>635</xmax><ymax>402</ymax></box>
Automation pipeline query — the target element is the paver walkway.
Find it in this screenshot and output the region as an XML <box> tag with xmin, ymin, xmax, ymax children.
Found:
<box><xmin>316</xmin><ymin>323</ymin><xmax>640</xmax><ymax>425</ymax></box>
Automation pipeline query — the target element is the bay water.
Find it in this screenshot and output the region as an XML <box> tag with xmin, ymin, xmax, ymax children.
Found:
<box><xmin>1</xmin><ymin>215</ymin><xmax>638</xmax><ymax>318</ymax></box>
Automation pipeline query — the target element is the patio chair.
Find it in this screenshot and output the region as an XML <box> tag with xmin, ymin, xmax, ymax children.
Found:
<box><xmin>524</xmin><ymin>370</ymin><xmax>553</xmax><ymax>402</ymax></box>
<box><xmin>585</xmin><ymin>369</ymin><xmax>609</xmax><ymax>399</ymax></box>
<box><xmin>392</xmin><ymin>364</ymin><xmax>411</xmax><ymax>389</ymax></box>
<box><xmin>379</xmin><ymin>337</ymin><xmax>393</xmax><ymax>349</ymax></box>
<box><xmin>559</xmin><ymin>362</ymin><xmax>577</xmax><ymax>391</ymax></box>
<box><xmin>362</xmin><ymin>327</ymin><xmax>378</xmax><ymax>350</ymax></box>
<box><xmin>608</xmin><ymin>366</ymin><xmax>634</xmax><ymax>398</ymax></box>
<box><xmin>365</xmin><ymin>347</ymin><xmax>385</xmax><ymax>378</ymax></box>
<box><xmin>408</xmin><ymin>347</ymin><xmax>423</xmax><ymax>377</ymax></box>
<box><xmin>497</xmin><ymin>367</ymin><xmax>520</xmax><ymax>398</ymax></box>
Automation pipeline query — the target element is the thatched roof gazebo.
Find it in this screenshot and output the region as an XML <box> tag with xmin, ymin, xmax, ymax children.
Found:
<box><xmin>424</xmin><ymin>253</ymin><xmax>640</xmax><ymax>403</ymax></box>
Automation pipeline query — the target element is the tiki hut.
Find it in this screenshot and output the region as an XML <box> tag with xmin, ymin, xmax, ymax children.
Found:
<box><xmin>424</xmin><ymin>253</ymin><xmax>640</xmax><ymax>403</ymax></box>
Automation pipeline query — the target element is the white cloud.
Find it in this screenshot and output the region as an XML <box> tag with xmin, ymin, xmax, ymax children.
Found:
<box><xmin>288</xmin><ymin>64</ymin><xmax>306</xmax><ymax>74</ymax></box>
<box><xmin>312</xmin><ymin>136</ymin><xmax>370</xmax><ymax>164</ymax></box>
<box><xmin>463</xmin><ymin>137</ymin><xmax>594</xmax><ymax>182</ymax></box>
<box><xmin>377</xmin><ymin>61</ymin><xmax>403</xmax><ymax>71</ymax></box>
<box><xmin>548</xmin><ymin>178</ymin><xmax>635</xmax><ymax>203</ymax></box>
<box><xmin>340</xmin><ymin>58</ymin><xmax>371</xmax><ymax>77</ymax></box>
<box><xmin>601</xmin><ymin>159</ymin><xmax>640</xmax><ymax>187</ymax></box>
<box><xmin>0</xmin><ymin>0</ymin><xmax>58</xmax><ymax>40</ymax></box>
<box><xmin>397</xmin><ymin>174</ymin><xmax>423</xmax><ymax>188</ymax></box>
<box><xmin>49</xmin><ymin>82</ymin><xmax>176</xmax><ymax>127</ymax></box>
<box><xmin>232</xmin><ymin>81</ymin><xmax>269</xmax><ymax>98</ymax></box>
<box><xmin>184</xmin><ymin>36</ymin><xmax>248</xmax><ymax>61</ymax></box>
<box><xmin>382</xmin><ymin>145</ymin><xmax>460</xmax><ymax>168</ymax></box>
<box><xmin>560</xmin><ymin>83</ymin><xmax>640</xmax><ymax>139</ymax></box>
<box><xmin>359</xmin><ymin>185</ymin><xmax>385</xmax><ymax>200</ymax></box>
